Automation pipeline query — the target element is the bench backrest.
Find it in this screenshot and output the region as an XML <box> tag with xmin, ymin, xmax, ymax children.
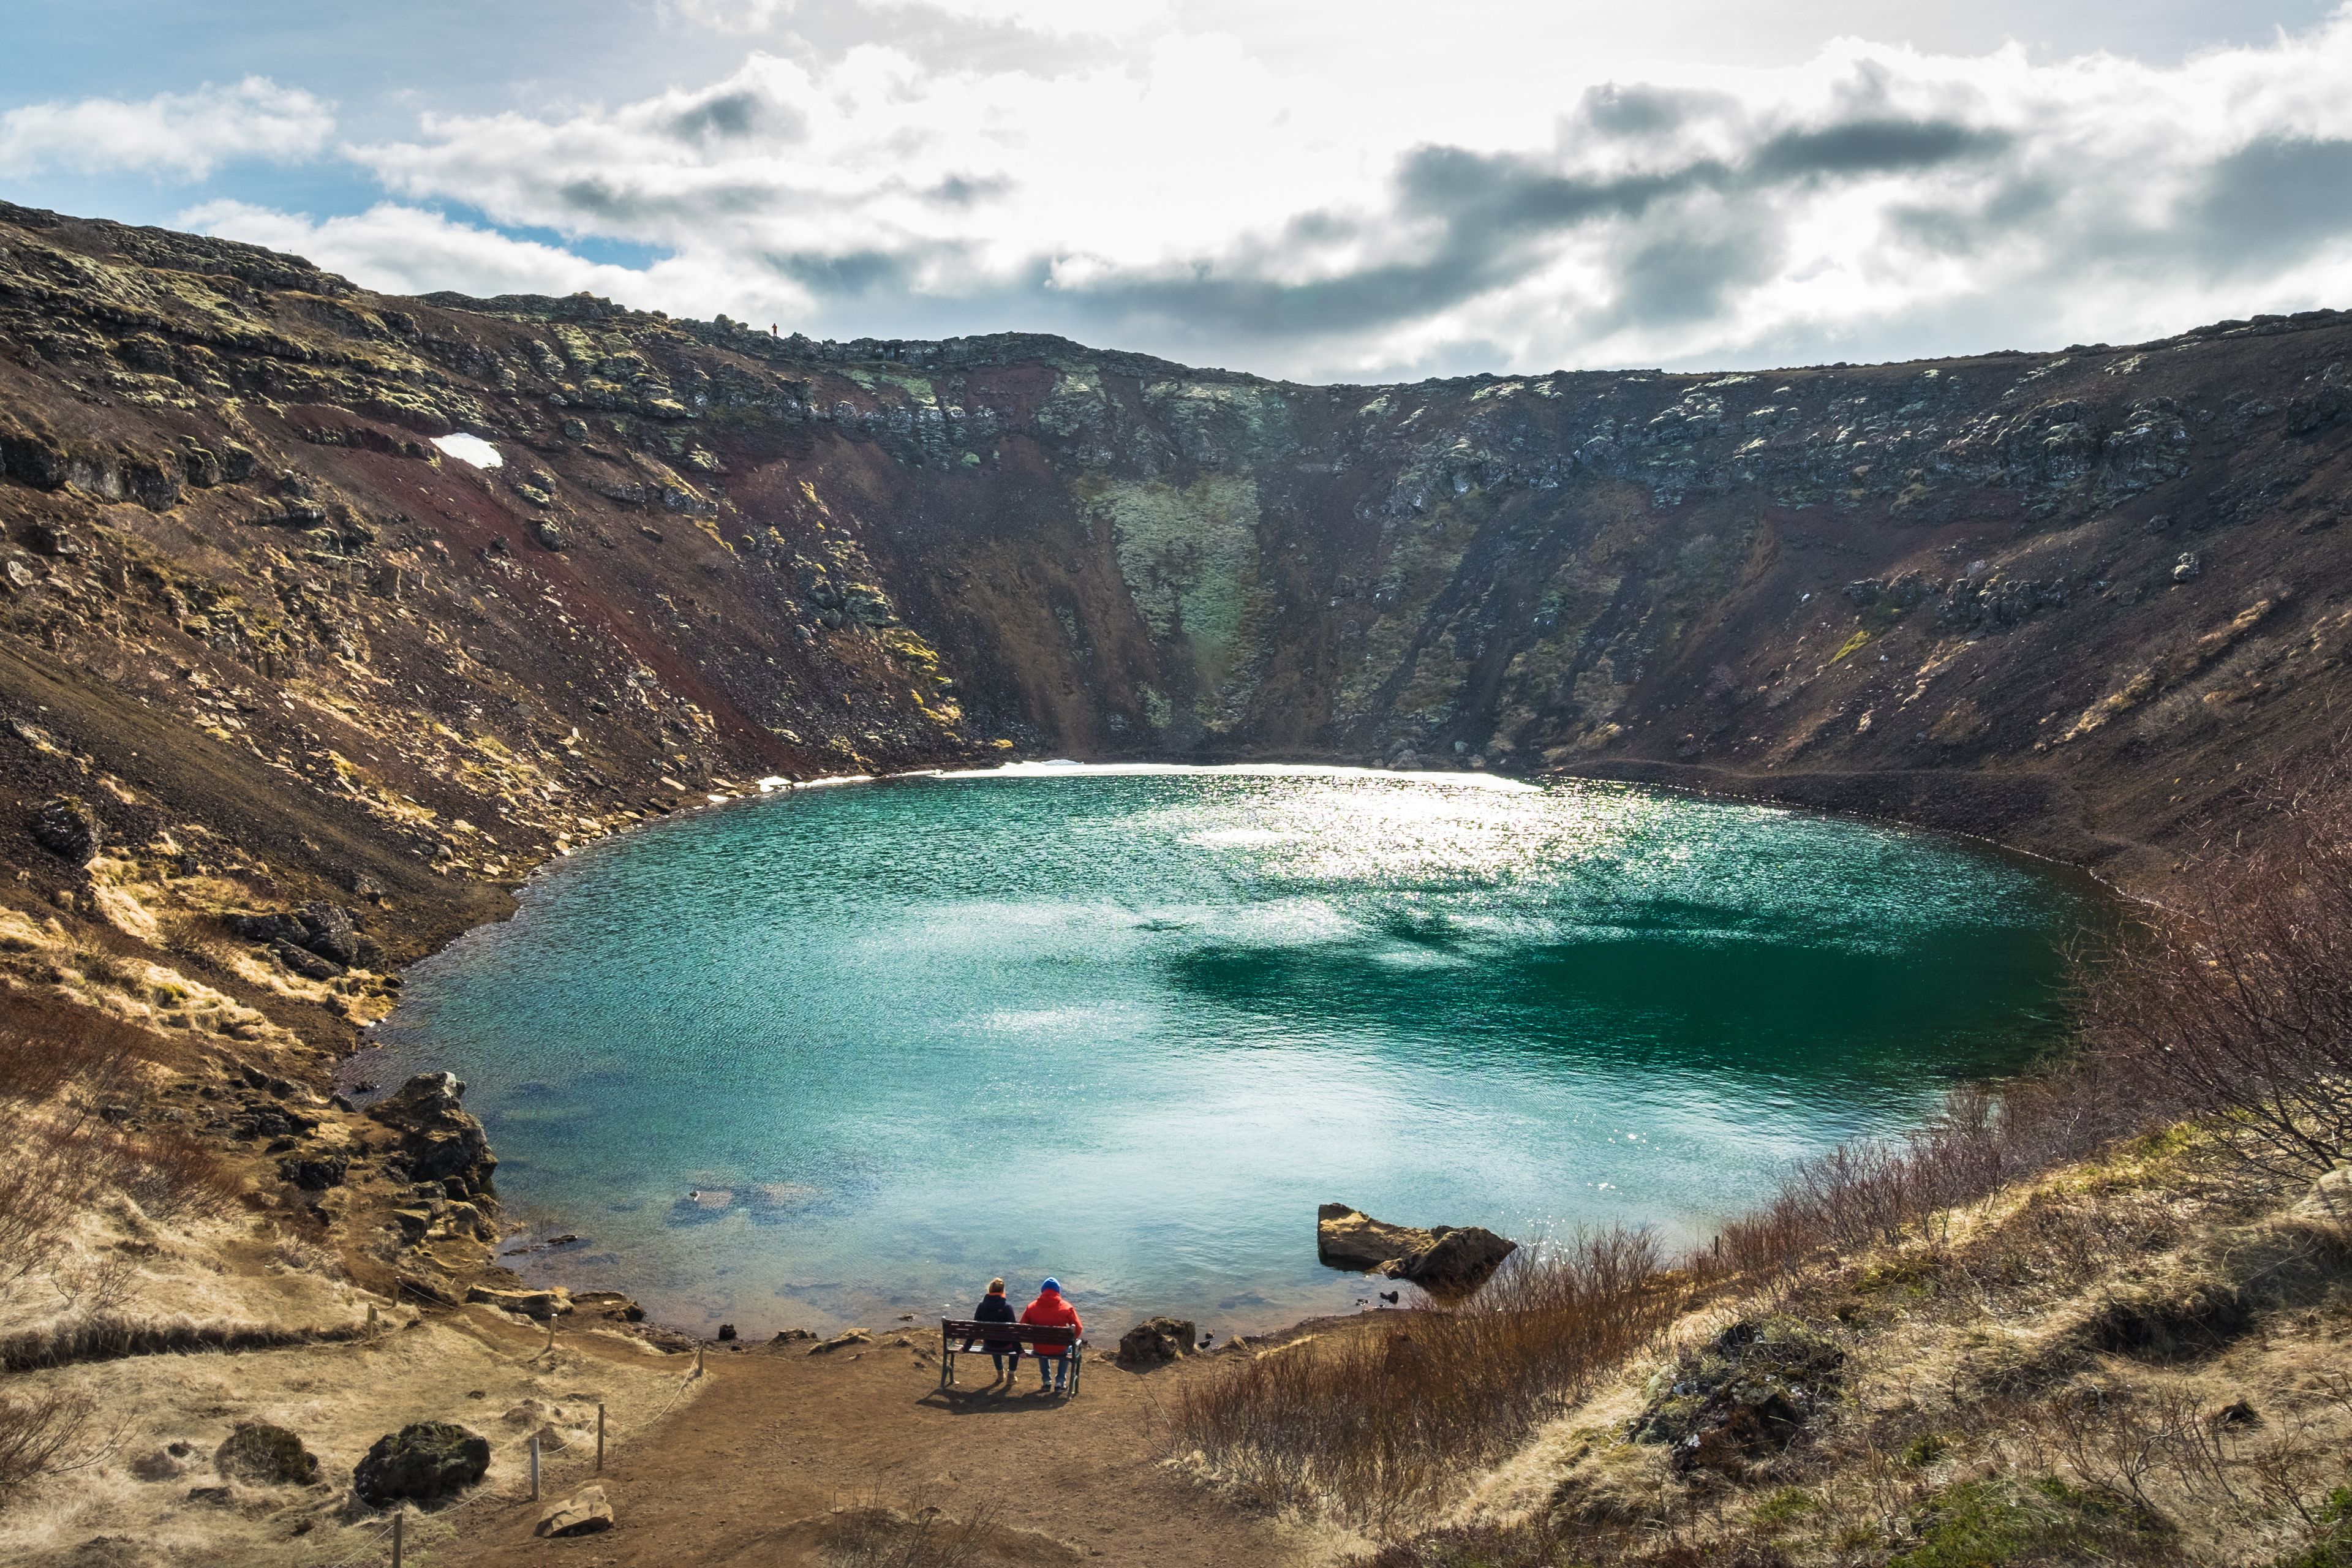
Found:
<box><xmin>941</xmin><ymin>1318</ymin><xmax>1078</xmax><ymax>1346</ymax></box>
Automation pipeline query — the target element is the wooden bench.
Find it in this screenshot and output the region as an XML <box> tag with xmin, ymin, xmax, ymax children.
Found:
<box><xmin>938</xmin><ymin>1319</ymin><xmax>1085</xmax><ymax>1396</ymax></box>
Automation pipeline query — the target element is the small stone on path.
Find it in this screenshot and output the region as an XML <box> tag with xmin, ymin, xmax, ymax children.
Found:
<box><xmin>535</xmin><ymin>1483</ymin><xmax>614</xmax><ymax>1537</ymax></box>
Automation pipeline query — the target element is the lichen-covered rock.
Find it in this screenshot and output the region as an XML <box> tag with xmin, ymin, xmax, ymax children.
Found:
<box><xmin>368</xmin><ymin>1072</ymin><xmax>497</xmax><ymax>1191</ymax></box>
<box><xmin>536</xmin><ymin>1482</ymin><xmax>614</xmax><ymax>1537</ymax></box>
<box><xmin>465</xmin><ymin>1284</ymin><xmax>573</xmax><ymax>1319</ymax></box>
<box><xmin>1117</xmin><ymin>1316</ymin><xmax>1197</xmax><ymax>1367</ymax></box>
<box><xmin>1629</xmin><ymin>1316</ymin><xmax>1845</xmax><ymax>1476</ymax></box>
<box><xmin>214</xmin><ymin>1421</ymin><xmax>320</xmax><ymax>1486</ymax></box>
<box><xmin>352</xmin><ymin>1422</ymin><xmax>490</xmax><ymax>1507</ymax></box>
<box><xmin>2294</xmin><ymin>1166</ymin><xmax>2352</xmax><ymax>1220</ymax></box>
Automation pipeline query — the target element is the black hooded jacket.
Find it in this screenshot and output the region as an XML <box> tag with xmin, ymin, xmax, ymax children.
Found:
<box><xmin>974</xmin><ymin>1291</ymin><xmax>1017</xmax><ymax>1349</ymax></box>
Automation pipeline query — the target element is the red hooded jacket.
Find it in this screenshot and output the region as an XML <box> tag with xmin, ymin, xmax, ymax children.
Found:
<box><xmin>1019</xmin><ymin>1287</ymin><xmax>1081</xmax><ymax>1351</ymax></box>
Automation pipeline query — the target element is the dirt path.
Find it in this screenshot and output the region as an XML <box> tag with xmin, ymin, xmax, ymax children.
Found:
<box><xmin>431</xmin><ymin>1330</ymin><xmax>1316</xmax><ymax>1568</ymax></box>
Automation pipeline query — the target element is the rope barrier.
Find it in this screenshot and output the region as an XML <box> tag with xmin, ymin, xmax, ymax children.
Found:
<box><xmin>308</xmin><ymin>1331</ymin><xmax>707</xmax><ymax>1566</ymax></box>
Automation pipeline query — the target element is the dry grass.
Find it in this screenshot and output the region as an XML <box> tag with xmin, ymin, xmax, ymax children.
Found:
<box><xmin>1172</xmin><ymin>1230</ymin><xmax>1678</xmax><ymax>1526</ymax></box>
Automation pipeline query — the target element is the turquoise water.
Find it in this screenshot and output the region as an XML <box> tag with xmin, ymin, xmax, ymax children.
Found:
<box><xmin>359</xmin><ymin>764</ymin><xmax>2086</xmax><ymax>1337</ymax></box>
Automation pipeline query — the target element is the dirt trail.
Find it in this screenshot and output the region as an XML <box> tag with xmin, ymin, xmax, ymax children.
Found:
<box><xmin>431</xmin><ymin>1331</ymin><xmax>1314</xmax><ymax>1568</ymax></box>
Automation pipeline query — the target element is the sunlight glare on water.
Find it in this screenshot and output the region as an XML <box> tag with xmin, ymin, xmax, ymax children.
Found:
<box><xmin>361</xmin><ymin>766</ymin><xmax>2086</xmax><ymax>1336</ymax></box>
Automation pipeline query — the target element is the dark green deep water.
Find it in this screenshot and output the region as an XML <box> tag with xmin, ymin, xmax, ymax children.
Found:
<box><xmin>360</xmin><ymin>765</ymin><xmax>2087</xmax><ymax>1336</ymax></box>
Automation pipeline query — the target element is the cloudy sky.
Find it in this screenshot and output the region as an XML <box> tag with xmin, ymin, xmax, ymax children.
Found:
<box><xmin>4</xmin><ymin>1</ymin><xmax>2350</xmax><ymax>380</ymax></box>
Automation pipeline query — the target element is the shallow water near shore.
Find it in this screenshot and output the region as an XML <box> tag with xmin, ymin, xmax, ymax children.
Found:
<box><xmin>361</xmin><ymin>765</ymin><xmax>2089</xmax><ymax>1337</ymax></box>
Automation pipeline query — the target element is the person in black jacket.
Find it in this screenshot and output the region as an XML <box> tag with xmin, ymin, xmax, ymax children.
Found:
<box><xmin>973</xmin><ymin>1278</ymin><xmax>1020</xmax><ymax>1381</ymax></box>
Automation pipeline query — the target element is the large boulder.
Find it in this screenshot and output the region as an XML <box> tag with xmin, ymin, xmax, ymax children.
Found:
<box><xmin>1316</xmin><ymin>1204</ymin><xmax>1518</xmax><ymax>1298</ymax></box>
<box><xmin>352</xmin><ymin>1422</ymin><xmax>490</xmax><ymax>1508</ymax></box>
<box><xmin>1316</xmin><ymin>1204</ymin><xmax>1434</xmax><ymax>1271</ymax></box>
<box><xmin>1385</xmin><ymin>1226</ymin><xmax>1518</xmax><ymax>1297</ymax></box>
<box><xmin>214</xmin><ymin>1422</ymin><xmax>320</xmax><ymax>1487</ymax></box>
<box><xmin>368</xmin><ymin>1073</ymin><xmax>497</xmax><ymax>1192</ymax></box>
<box><xmin>29</xmin><ymin>794</ymin><xmax>101</xmax><ymax>863</ymax></box>
<box><xmin>1117</xmin><ymin>1317</ymin><xmax>1198</xmax><ymax>1368</ymax></box>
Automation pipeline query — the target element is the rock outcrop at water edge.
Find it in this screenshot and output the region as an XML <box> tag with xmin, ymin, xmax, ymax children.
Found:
<box><xmin>367</xmin><ymin>1071</ymin><xmax>497</xmax><ymax>1193</ymax></box>
<box><xmin>1117</xmin><ymin>1316</ymin><xmax>1198</xmax><ymax>1366</ymax></box>
<box><xmin>1317</xmin><ymin>1202</ymin><xmax>1518</xmax><ymax>1295</ymax></box>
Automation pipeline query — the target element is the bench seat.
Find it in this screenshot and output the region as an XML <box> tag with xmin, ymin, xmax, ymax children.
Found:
<box><xmin>938</xmin><ymin>1318</ymin><xmax>1085</xmax><ymax>1396</ymax></box>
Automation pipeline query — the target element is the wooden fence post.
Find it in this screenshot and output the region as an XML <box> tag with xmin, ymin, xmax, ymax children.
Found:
<box><xmin>597</xmin><ymin>1403</ymin><xmax>606</xmax><ymax>1473</ymax></box>
<box><xmin>391</xmin><ymin>1510</ymin><xmax>404</xmax><ymax>1568</ymax></box>
<box><xmin>529</xmin><ymin>1433</ymin><xmax>541</xmax><ymax>1501</ymax></box>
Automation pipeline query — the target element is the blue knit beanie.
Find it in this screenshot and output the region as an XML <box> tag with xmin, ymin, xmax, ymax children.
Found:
<box><xmin>1041</xmin><ymin>1277</ymin><xmax>1060</xmax><ymax>1292</ymax></box>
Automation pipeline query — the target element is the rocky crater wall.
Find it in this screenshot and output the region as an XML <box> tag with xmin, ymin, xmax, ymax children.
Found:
<box><xmin>3</xmin><ymin>198</ymin><xmax>2352</xmax><ymax>922</ymax></box>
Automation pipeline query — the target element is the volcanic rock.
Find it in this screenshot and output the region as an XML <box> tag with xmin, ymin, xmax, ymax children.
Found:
<box><xmin>352</xmin><ymin>1422</ymin><xmax>490</xmax><ymax>1507</ymax></box>
<box><xmin>276</xmin><ymin>1153</ymin><xmax>348</xmax><ymax>1190</ymax></box>
<box><xmin>367</xmin><ymin>1072</ymin><xmax>497</xmax><ymax>1192</ymax></box>
<box><xmin>1316</xmin><ymin>1204</ymin><xmax>1518</xmax><ymax>1297</ymax></box>
<box><xmin>1117</xmin><ymin>1316</ymin><xmax>1198</xmax><ymax>1367</ymax></box>
<box><xmin>1385</xmin><ymin>1226</ymin><xmax>1518</xmax><ymax>1296</ymax></box>
<box><xmin>29</xmin><ymin>795</ymin><xmax>101</xmax><ymax>862</ymax></box>
<box><xmin>1316</xmin><ymin>1204</ymin><xmax>1433</xmax><ymax>1271</ymax></box>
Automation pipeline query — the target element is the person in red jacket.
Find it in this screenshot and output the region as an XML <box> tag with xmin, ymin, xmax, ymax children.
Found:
<box><xmin>1019</xmin><ymin>1277</ymin><xmax>1082</xmax><ymax>1394</ymax></box>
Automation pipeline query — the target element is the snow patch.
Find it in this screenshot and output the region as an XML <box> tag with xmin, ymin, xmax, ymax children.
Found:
<box><xmin>432</xmin><ymin>432</ymin><xmax>503</xmax><ymax>469</ymax></box>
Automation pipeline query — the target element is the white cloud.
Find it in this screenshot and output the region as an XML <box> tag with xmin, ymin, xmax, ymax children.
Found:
<box><xmin>0</xmin><ymin>78</ymin><xmax>332</xmax><ymax>179</ymax></box>
<box><xmin>662</xmin><ymin>0</ymin><xmax>1172</xmax><ymax>38</ymax></box>
<box><xmin>179</xmin><ymin>200</ymin><xmax>674</xmax><ymax>301</ymax></box>
<box><xmin>192</xmin><ymin>15</ymin><xmax>2352</xmax><ymax>377</ymax></box>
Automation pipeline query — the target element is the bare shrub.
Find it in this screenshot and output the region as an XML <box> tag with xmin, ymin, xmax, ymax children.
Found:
<box><xmin>0</xmin><ymin>991</ymin><xmax>158</xmax><ymax>1106</ymax></box>
<box><xmin>1172</xmin><ymin>1229</ymin><xmax>1675</xmax><ymax>1525</ymax></box>
<box><xmin>0</xmin><ymin>998</ymin><xmax>233</xmax><ymax>1291</ymax></box>
<box><xmin>0</xmin><ymin>1388</ymin><xmax>94</xmax><ymax>1503</ymax></box>
<box><xmin>115</xmin><ymin>1131</ymin><xmax>246</xmax><ymax>1222</ymax></box>
<box><xmin>0</xmin><ymin>1117</ymin><xmax>107</xmax><ymax>1291</ymax></box>
<box><xmin>1709</xmin><ymin>1071</ymin><xmax>2147</xmax><ymax>1283</ymax></box>
<box><xmin>814</xmin><ymin>1499</ymin><xmax>1001</xmax><ymax>1568</ymax></box>
<box><xmin>2079</xmin><ymin>790</ymin><xmax>2352</xmax><ymax>1182</ymax></box>
<box><xmin>2026</xmin><ymin>1380</ymin><xmax>2348</xmax><ymax>1544</ymax></box>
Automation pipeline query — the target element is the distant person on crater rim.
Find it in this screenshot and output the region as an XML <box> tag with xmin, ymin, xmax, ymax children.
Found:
<box><xmin>1019</xmin><ymin>1276</ymin><xmax>1083</xmax><ymax>1394</ymax></box>
<box><xmin>971</xmin><ymin>1276</ymin><xmax>1020</xmax><ymax>1382</ymax></box>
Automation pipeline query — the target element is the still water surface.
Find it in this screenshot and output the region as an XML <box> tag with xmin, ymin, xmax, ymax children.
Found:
<box><xmin>362</xmin><ymin>764</ymin><xmax>2086</xmax><ymax>1335</ymax></box>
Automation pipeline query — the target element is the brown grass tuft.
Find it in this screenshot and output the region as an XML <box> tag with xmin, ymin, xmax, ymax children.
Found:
<box><xmin>1172</xmin><ymin>1229</ymin><xmax>1676</xmax><ymax>1526</ymax></box>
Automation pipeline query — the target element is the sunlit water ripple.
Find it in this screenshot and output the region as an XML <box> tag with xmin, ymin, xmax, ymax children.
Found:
<box><xmin>358</xmin><ymin>765</ymin><xmax>2090</xmax><ymax>1336</ymax></box>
